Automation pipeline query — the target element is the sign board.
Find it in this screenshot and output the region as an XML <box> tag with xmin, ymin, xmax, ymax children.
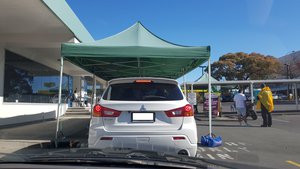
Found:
<box><xmin>188</xmin><ymin>92</ymin><xmax>197</xmax><ymax>105</ymax></box>
<box><xmin>203</xmin><ymin>93</ymin><xmax>220</xmax><ymax>116</ymax></box>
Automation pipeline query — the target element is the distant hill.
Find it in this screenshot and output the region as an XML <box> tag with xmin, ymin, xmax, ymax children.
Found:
<box><xmin>278</xmin><ymin>51</ymin><xmax>300</xmax><ymax>79</ymax></box>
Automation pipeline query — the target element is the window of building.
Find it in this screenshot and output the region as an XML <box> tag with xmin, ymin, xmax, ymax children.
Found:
<box><xmin>4</xmin><ymin>50</ymin><xmax>72</xmax><ymax>103</ymax></box>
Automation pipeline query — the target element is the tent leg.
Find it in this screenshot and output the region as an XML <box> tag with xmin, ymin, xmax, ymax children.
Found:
<box><xmin>94</xmin><ymin>78</ymin><xmax>96</xmax><ymax>104</ymax></box>
<box><xmin>55</xmin><ymin>56</ymin><xmax>64</xmax><ymax>142</ymax></box>
<box><xmin>183</xmin><ymin>74</ymin><xmax>187</xmax><ymax>98</ymax></box>
<box><xmin>80</xmin><ymin>77</ymin><xmax>83</xmax><ymax>107</ymax></box>
<box><xmin>208</xmin><ymin>59</ymin><xmax>212</xmax><ymax>137</ymax></box>
<box><xmin>191</xmin><ymin>84</ymin><xmax>194</xmax><ymax>93</ymax></box>
<box><xmin>90</xmin><ymin>73</ymin><xmax>96</xmax><ymax>119</ymax></box>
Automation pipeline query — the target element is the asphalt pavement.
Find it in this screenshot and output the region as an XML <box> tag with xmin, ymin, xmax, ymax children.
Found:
<box><xmin>196</xmin><ymin>114</ymin><xmax>300</xmax><ymax>169</ymax></box>
<box><xmin>0</xmin><ymin>113</ymin><xmax>300</xmax><ymax>169</ymax></box>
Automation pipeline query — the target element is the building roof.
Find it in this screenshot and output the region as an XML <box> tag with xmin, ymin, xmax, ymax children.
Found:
<box><xmin>42</xmin><ymin>0</ymin><xmax>94</xmax><ymax>43</ymax></box>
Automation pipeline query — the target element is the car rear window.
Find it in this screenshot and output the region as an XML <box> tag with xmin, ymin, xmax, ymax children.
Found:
<box><xmin>102</xmin><ymin>83</ymin><xmax>183</xmax><ymax>101</ymax></box>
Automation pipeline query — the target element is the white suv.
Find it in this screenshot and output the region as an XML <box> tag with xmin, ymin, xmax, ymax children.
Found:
<box><xmin>88</xmin><ymin>77</ymin><xmax>197</xmax><ymax>156</ymax></box>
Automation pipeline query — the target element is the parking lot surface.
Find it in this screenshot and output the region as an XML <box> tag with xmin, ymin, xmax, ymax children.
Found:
<box><xmin>1</xmin><ymin>113</ymin><xmax>300</xmax><ymax>169</ymax></box>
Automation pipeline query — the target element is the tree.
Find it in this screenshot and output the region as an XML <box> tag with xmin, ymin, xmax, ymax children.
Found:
<box><xmin>281</xmin><ymin>52</ymin><xmax>300</xmax><ymax>79</ymax></box>
<box><xmin>4</xmin><ymin>65</ymin><xmax>33</xmax><ymax>98</ymax></box>
<box><xmin>211</xmin><ymin>52</ymin><xmax>282</xmax><ymax>80</ymax></box>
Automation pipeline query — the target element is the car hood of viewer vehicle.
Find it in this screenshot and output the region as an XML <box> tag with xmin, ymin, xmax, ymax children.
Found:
<box><xmin>0</xmin><ymin>147</ymin><xmax>273</xmax><ymax>169</ymax></box>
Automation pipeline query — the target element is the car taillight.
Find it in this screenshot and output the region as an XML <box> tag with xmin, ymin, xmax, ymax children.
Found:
<box><xmin>93</xmin><ymin>104</ymin><xmax>121</xmax><ymax>117</ymax></box>
<box><xmin>173</xmin><ymin>136</ymin><xmax>186</xmax><ymax>140</ymax></box>
<box><xmin>165</xmin><ymin>104</ymin><xmax>194</xmax><ymax>117</ymax></box>
<box><xmin>100</xmin><ymin>137</ymin><xmax>113</xmax><ymax>140</ymax></box>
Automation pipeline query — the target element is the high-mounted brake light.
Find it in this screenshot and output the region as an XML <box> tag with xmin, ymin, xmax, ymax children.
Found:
<box><xmin>134</xmin><ymin>80</ymin><xmax>153</xmax><ymax>83</ymax></box>
<box><xmin>93</xmin><ymin>104</ymin><xmax>121</xmax><ymax>117</ymax></box>
<box><xmin>165</xmin><ymin>104</ymin><xmax>194</xmax><ymax>117</ymax></box>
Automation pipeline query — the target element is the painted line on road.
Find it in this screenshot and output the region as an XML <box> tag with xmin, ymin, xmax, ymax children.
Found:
<box><xmin>272</xmin><ymin>118</ymin><xmax>290</xmax><ymax>123</ymax></box>
<box><xmin>217</xmin><ymin>153</ymin><xmax>234</xmax><ymax>160</ymax></box>
<box><xmin>196</xmin><ymin>154</ymin><xmax>203</xmax><ymax>158</ymax></box>
<box><xmin>238</xmin><ymin>147</ymin><xmax>250</xmax><ymax>152</ymax></box>
<box><xmin>225</xmin><ymin>142</ymin><xmax>238</xmax><ymax>146</ymax></box>
<box><xmin>198</xmin><ymin>147</ymin><xmax>205</xmax><ymax>152</ymax></box>
<box><xmin>286</xmin><ymin>160</ymin><xmax>300</xmax><ymax>168</ymax></box>
<box><xmin>238</xmin><ymin>142</ymin><xmax>246</xmax><ymax>146</ymax></box>
<box><xmin>208</xmin><ymin>147</ymin><xmax>222</xmax><ymax>152</ymax></box>
<box><xmin>206</xmin><ymin>154</ymin><xmax>215</xmax><ymax>160</ymax></box>
<box><xmin>223</xmin><ymin>147</ymin><xmax>232</xmax><ymax>152</ymax></box>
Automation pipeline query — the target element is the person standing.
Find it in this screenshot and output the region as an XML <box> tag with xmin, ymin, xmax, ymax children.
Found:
<box><xmin>257</xmin><ymin>84</ymin><xmax>274</xmax><ymax>127</ymax></box>
<box><xmin>233</xmin><ymin>89</ymin><xmax>248</xmax><ymax>126</ymax></box>
<box><xmin>69</xmin><ymin>90</ymin><xmax>74</xmax><ymax>107</ymax></box>
<box><xmin>73</xmin><ymin>89</ymin><xmax>78</xmax><ymax>107</ymax></box>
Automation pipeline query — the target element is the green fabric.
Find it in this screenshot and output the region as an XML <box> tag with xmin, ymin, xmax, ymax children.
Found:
<box><xmin>195</xmin><ymin>73</ymin><xmax>218</xmax><ymax>83</ymax></box>
<box><xmin>61</xmin><ymin>22</ymin><xmax>210</xmax><ymax>80</ymax></box>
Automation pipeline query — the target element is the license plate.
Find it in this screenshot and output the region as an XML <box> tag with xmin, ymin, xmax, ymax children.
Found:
<box><xmin>131</xmin><ymin>112</ymin><xmax>155</xmax><ymax>122</ymax></box>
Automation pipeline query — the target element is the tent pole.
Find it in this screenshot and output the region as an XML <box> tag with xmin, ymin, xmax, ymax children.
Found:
<box><xmin>94</xmin><ymin>75</ymin><xmax>97</xmax><ymax>105</ymax></box>
<box><xmin>79</xmin><ymin>77</ymin><xmax>82</xmax><ymax>107</ymax></box>
<box><xmin>93</xmin><ymin>75</ymin><xmax>97</xmax><ymax>106</ymax></box>
<box><xmin>90</xmin><ymin>72</ymin><xmax>96</xmax><ymax>119</ymax></box>
<box><xmin>55</xmin><ymin>56</ymin><xmax>64</xmax><ymax>142</ymax></box>
<box><xmin>191</xmin><ymin>84</ymin><xmax>194</xmax><ymax>93</ymax></box>
<box><xmin>183</xmin><ymin>74</ymin><xmax>187</xmax><ymax>98</ymax></box>
<box><xmin>208</xmin><ymin>59</ymin><xmax>212</xmax><ymax>137</ymax></box>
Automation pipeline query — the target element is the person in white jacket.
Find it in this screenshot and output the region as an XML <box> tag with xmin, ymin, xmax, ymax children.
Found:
<box><xmin>233</xmin><ymin>89</ymin><xmax>248</xmax><ymax>126</ymax></box>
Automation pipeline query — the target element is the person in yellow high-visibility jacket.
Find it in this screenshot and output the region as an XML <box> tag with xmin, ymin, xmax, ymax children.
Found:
<box><xmin>256</xmin><ymin>84</ymin><xmax>274</xmax><ymax>127</ymax></box>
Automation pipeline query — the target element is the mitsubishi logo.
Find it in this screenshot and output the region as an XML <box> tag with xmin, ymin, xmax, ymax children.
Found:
<box><xmin>140</xmin><ymin>105</ymin><xmax>146</xmax><ymax>111</ymax></box>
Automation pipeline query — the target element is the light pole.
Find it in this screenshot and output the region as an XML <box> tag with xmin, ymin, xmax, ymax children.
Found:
<box><xmin>199</xmin><ymin>66</ymin><xmax>206</xmax><ymax>76</ymax></box>
<box><xmin>284</xmin><ymin>63</ymin><xmax>290</xmax><ymax>95</ymax></box>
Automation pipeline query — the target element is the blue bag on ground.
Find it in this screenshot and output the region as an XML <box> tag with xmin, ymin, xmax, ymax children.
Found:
<box><xmin>200</xmin><ymin>134</ymin><xmax>222</xmax><ymax>147</ymax></box>
<box><xmin>200</xmin><ymin>135</ymin><xmax>209</xmax><ymax>146</ymax></box>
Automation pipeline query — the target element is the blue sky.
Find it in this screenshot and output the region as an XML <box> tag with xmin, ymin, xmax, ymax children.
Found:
<box><xmin>66</xmin><ymin>0</ymin><xmax>300</xmax><ymax>82</ymax></box>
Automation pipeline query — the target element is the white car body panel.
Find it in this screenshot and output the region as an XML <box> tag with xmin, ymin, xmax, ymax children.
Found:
<box><xmin>88</xmin><ymin>77</ymin><xmax>198</xmax><ymax>157</ymax></box>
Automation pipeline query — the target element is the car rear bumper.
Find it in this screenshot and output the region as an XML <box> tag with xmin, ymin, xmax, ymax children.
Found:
<box><xmin>88</xmin><ymin>134</ymin><xmax>197</xmax><ymax>157</ymax></box>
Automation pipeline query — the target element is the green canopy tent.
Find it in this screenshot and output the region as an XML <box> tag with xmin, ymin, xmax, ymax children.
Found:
<box><xmin>55</xmin><ymin>22</ymin><xmax>213</xmax><ymax>140</ymax></box>
<box><xmin>61</xmin><ymin>22</ymin><xmax>210</xmax><ymax>80</ymax></box>
<box><xmin>183</xmin><ymin>72</ymin><xmax>219</xmax><ymax>91</ymax></box>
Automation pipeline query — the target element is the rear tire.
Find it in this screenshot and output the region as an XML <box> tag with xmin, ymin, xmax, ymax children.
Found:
<box><xmin>249</xmin><ymin>110</ymin><xmax>257</xmax><ymax>120</ymax></box>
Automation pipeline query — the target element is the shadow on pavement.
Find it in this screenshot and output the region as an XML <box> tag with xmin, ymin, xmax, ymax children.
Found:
<box><xmin>197</xmin><ymin>123</ymin><xmax>261</xmax><ymax>128</ymax></box>
<box><xmin>0</xmin><ymin>118</ymin><xmax>89</xmax><ymax>140</ymax></box>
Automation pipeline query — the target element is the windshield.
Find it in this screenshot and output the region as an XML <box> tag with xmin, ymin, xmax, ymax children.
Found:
<box><xmin>103</xmin><ymin>83</ymin><xmax>183</xmax><ymax>101</ymax></box>
<box><xmin>1</xmin><ymin>0</ymin><xmax>300</xmax><ymax>169</ymax></box>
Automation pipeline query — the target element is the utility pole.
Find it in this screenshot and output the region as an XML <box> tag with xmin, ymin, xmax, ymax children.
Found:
<box><xmin>284</xmin><ymin>63</ymin><xmax>290</xmax><ymax>95</ymax></box>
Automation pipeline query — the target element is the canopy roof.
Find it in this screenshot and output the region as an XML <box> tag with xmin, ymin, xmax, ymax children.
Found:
<box><xmin>195</xmin><ymin>73</ymin><xmax>218</xmax><ymax>83</ymax></box>
<box><xmin>61</xmin><ymin>22</ymin><xmax>210</xmax><ymax>81</ymax></box>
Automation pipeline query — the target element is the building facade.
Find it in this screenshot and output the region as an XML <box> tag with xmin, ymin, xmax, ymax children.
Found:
<box><xmin>0</xmin><ymin>0</ymin><xmax>105</xmax><ymax>126</ymax></box>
